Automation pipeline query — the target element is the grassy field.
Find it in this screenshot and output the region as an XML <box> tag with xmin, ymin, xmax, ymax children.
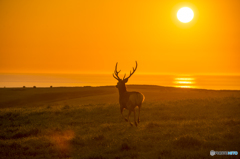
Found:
<box><xmin>0</xmin><ymin>85</ymin><xmax>240</xmax><ymax>158</ymax></box>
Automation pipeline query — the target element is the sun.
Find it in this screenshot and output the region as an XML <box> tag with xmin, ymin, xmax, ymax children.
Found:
<box><xmin>177</xmin><ymin>7</ymin><xmax>194</xmax><ymax>23</ymax></box>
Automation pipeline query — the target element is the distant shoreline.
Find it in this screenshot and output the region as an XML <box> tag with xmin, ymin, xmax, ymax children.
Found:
<box><xmin>1</xmin><ymin>84</ymin><xmax>240</xmax><ymax>91</ymax></box>
<box><xmin>1</xmin><ymin>74</ymin><xmax>240</xmax><ymax>90</ymax></box>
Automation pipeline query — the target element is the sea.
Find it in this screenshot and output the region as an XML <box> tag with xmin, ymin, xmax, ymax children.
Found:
<box><xmin>0</xmin><ymin>73</ymin><xmax>240</xmax><ymax>90</ymax></box>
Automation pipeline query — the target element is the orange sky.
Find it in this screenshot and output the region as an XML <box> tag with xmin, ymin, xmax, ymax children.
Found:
<box><xmin>0</xmin><ymin>0</ymin><xmax>239</xmax><ymax>75</ymax></box>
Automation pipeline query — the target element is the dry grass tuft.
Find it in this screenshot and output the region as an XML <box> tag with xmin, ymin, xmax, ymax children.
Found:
<box><xmin>120</xmin><ymin>143</ymin><xmax>131</xmax><ymax>151</ymax></box>
<box><xmin>173</xmin><ymin>135</ymin><xmax>202</xmax><ymax>148</ymax></box>
<box><xmin>62</xmin><ymin>105</ymin><xmax>70</xmax><ymax>109</ymax></box>
<box><xmin>92</xmin><ymin>134</ymin><xmax>105</xmax><ymax>141</ymax></box>
<box><xmin>146</xmin><ymin>122</ymin><xmax>160</xmax><ymax>129</ymax></box>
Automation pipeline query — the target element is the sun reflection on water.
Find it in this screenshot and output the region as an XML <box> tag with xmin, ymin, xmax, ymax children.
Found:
<box><xmin>174</xmin><ymin>77</ymin><xmax>196</xmax><ymax>88</ymax></box>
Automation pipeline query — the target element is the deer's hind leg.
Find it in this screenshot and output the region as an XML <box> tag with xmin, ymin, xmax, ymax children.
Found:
<box><xmin>138</xmin><ymin>105</ymin><xmax>141</xmax><ymax>123</ymax></box>
<box><xmin>134</xmin><ymin>108</ymin><xmax>138</xmax><ymax>126</ymax></box>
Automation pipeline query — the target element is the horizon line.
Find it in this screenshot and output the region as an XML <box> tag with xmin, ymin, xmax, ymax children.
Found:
<box><xmin>0</xmin><ymin>72</ymin><xmax>240</xmax><ymax>76</ymax></box>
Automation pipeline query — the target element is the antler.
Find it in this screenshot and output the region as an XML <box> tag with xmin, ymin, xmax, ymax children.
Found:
<box><xmin>113</xmin><ymin>61</ymin><xmax>138</xmax><ymax>81</ymax></box>
<box><xmin>123</xmin><ymin>61</ymin><xmax>138</xmax><ymax>80</ymax></box>
<box><xmin>113</xmin><ymin>62</ymin><xmax>121</xmax><ymax>80</ymax></box>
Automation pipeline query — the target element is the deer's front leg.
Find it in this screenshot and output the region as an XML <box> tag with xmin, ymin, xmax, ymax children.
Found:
<box><xmin>120</xmin><ymin>106</ymin><xmax>128</xmax><ymax>122</ymax></box>
<box><xmin>128</xmin><ymin>110</ymin><xmax>133</xmax><ymax>126</ymax></box>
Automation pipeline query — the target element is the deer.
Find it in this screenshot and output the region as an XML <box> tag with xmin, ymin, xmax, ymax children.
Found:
<box><xmin>113</xmin><ymin>61</ymin><xmax>145</xmax><ymax>126</ymax></box>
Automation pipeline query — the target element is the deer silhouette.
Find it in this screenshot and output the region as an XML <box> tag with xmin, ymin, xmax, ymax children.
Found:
<box><xmin>113</xmin><ymin>61</ymin><xmax>145</xmax><ymax>126</ymax></box>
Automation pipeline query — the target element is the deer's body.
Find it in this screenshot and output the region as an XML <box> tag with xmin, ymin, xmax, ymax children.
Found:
<box><xmin>119</xmin><ymin>91</ymin><xmax>144</xmax><ymax>111</ymax></box>
<box><xmin>113</xmin><ymin>61</ymin><xmax>145</xmax><ymax>126</ymax></box>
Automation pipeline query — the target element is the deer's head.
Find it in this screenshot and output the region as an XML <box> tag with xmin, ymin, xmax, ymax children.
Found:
<box><xmin>113</xmin><ymin>61</ymin><xmax>138</xmax><ymax>92</ymax></box>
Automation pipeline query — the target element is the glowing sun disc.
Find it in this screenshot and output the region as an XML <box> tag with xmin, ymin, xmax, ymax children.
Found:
<box><xmin>177</xmin><ymin>7</ymin><xmax>194</xmax><ymax>23</ymax></box>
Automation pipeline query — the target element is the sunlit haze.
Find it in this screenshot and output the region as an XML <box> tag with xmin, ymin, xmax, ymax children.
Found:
<box><xmin>0</xmin><ymin>0</ymin><xmax>240</xmax><ymax>75</ymax></box>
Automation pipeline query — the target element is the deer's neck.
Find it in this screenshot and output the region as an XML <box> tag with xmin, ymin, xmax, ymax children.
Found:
<box><xmin>118</xmin><ymin>85</ymin><xmax>127</xmax><ymax>97</ymax></box>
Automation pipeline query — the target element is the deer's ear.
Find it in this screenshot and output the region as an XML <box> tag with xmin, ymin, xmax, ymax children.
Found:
<box><xmin>123</xmin><ymin>78</ymin><xmax>128</xmax><ymax>83</ymax></box>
